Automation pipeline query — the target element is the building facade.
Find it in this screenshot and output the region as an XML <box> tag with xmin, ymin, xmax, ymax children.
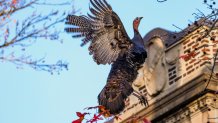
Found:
<box><xmin>107</xmin><ymin>19</ymin><xmax>218</xmax><ymax>123</ymax></box>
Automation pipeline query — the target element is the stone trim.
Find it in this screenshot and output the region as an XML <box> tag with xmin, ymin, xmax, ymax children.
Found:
<box><xmin>160</xmin><ymin>93</ymin><xmax>218</xmax><ymax>123</ymax></box>
<box><xmin>120</xmin><ymin>73</ymin><xmax>214</xmax><ymax>123</ymax></box>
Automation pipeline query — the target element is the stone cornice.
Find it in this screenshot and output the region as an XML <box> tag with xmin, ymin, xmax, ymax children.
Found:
<box><xmin>120</xmin><ymin>73</ymin><xmax>217</xmax><ymax>123</ymax></box>
<box><xmin>160</xmin><ymin>93</ymin><xmax>218</xmax><ymax>123</ymax></box>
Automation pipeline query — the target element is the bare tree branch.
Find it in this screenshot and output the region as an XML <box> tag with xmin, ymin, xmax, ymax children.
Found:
<box><xmin>0</xmin><ymin>0</ymin><xmax>77</xmax><ymax>73</ymax></box>
<box><xmin>0</xmin><ymin>54</ymin><xmax>68</xmax><ymax>74</ymax></box>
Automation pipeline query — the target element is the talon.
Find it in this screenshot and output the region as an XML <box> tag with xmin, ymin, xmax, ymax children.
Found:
<box><xmin>139</xmin><ymin>95</ymin><xmax>148</xmax><ymax>106</ymax></box>
<box><xmin>132</xmin><ymin>90</ymin><xmax>148</xmax><ymax>106</ymax></box>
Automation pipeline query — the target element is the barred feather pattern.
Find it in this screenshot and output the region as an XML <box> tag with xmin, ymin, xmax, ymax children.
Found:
<box><xmin>65</xmin><ymin>0</ymin><xmax>148</xmax><ymax>115</ymax></box>
<box><xmin>98</xmin><ymin>50</ymin><xmax>147</xmax><ymax>115</ymax></box>
<box><xmin>65</xmin><ymin>0</ymin><xmax>132</xmax><ymax>65</ymax></box>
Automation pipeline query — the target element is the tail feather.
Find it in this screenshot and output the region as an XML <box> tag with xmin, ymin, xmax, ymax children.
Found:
<box><xmin>98</xmin><ymin>81</ymin><xmax>133</xmax><ymax>115</ymax></box>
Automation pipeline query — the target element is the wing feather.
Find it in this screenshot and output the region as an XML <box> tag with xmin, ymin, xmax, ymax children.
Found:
<box><xmin>90</xmin><ymin>0</ymin><xmax>105</xmax><ymax>13</ymax></box>
<box><xmin>93</xmin><ymin>0</ymin><xmax>107</xmax><ymax>12</ymax></box>
<box><xmin>65</xmin><ymin>0</ymin><xmax>132</xmax><ymax>64</ymax></box>
<box><xmin>98</xmin><ymin>0</ymin><xmax>109</xmax><ymax>11</ymax></box>
<box><xmin>72</xmin><ymin>34</ymin><xmax>86</xmax><ymax>38</ymax></box>
<box><xmin>102</xmin><ymin>0</ymin><xmax>112</xmax><ymax>10</ymax></box>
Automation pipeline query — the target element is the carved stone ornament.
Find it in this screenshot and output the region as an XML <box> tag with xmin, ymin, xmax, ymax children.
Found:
<box><xmin>163</xmin><ymin>94</ymin><xmax>218</xmax><ymax>123</ymax></box>
<box><xmin>141</xmin><ymin>38</ymin><xmax>167</xmax><ymax>96</ymax></box>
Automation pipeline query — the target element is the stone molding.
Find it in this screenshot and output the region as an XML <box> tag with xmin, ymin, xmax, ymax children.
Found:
<box><xmin>162</xmin><ymin>93</ymin><xmax>218</xmax><ymax>123</ymax></box>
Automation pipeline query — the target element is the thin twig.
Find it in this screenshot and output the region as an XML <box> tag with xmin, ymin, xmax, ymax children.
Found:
<box><xmin>157</xmin><ymin>0</ymin><xmax>167</xmax><ymax>2</ymax></box>
<box><xmin>204</xmin><ymin>50</ymin><xmax>218</xmax><ymax>91</ymax></box>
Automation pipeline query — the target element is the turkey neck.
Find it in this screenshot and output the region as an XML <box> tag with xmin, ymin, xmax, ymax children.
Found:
<box><xmin>132</xmin><ymin>29</ymin><xmax>144</xmax><ymax>47</ymax></box>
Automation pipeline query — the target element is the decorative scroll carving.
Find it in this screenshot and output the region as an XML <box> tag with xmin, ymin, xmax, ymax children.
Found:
<box><xmin>142</xmin><ymin>38</ymin><xmax>167</xmax><ymax>96</ymax></box>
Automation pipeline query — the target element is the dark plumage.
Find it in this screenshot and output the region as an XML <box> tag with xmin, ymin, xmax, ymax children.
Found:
<box><xmin>65</xmin><ymin>0</ymin><xmax>147</xmax><ymax>115</ymax></box>
<box><xmin>98</xmin><ymin>51</ymin><xmax>147</xmax><ymax>114</ymax></box>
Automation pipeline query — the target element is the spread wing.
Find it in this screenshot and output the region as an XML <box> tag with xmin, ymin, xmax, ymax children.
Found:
<box><xmin>65</xmin><ymin>0</ymin><xmax>132</xmax><ymax>65</ymax></box>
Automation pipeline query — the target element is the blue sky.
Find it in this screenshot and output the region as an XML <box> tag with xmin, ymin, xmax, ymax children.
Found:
<box><xmin>0</xmin><ymin>0</ymin><xmax>209</xmax><ymax>123</ymax></box>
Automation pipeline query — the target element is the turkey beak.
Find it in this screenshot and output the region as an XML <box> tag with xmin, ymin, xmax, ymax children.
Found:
<box><xmin>139</xmin><ymin>17</ymin><xmax>143</xmax><ymax>20</ymax></box>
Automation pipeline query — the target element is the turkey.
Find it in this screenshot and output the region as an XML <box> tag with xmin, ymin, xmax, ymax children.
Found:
<box><xmin>65</xmin><ymin>0</ymin><xmax>147</xmax><ymax>115</ymax></box>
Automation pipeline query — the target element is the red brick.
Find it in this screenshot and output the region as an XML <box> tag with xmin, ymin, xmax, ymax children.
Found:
<box><xmin>201</xmin><ymin>39</ymin><xmax>209</xmax><ymax>43</ymax></box>
<box><xmin>187</xmin><ymin>41</ymin><xmax>195</xmax><ymax>47</ymax></box>
<box><xmin>189</xmin><ymin>59</ymin><xmax>196</xmax><ymax>64</ymax></box>
<box><xmin>183</xmin><ymin>39</ymin><xmax>191</xmax><ymax>45</ymax></box>
<box><xmin>192</xmin><ymin>43</ymin><xmax>199</xmax><ymax>49</ymax></box>
<box><xmin>191</xmin><ymin>35</ymin><xmax>200</xmax><ymax>40</ymax></box>
<box><xmin>186</xmin><ymin>65</ymin><xmax>193</xmax><ymax>71</ymax></box>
